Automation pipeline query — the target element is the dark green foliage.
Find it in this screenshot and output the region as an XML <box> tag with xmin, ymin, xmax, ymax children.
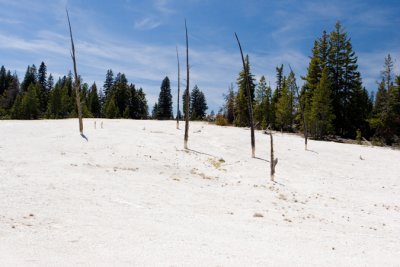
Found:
<box><xmin>309</xmin><ymin>67</ymin><xmax>335</xmax><ymax>139</ymax></box>
<box><xmin>155</xmin><ymin>76</ymin><xmax>173</xmax><ymax>120</ymax></box>
<box><xmin>37</xmin><ymin>62</ymin><xmax>48</xmax><ymax>113</ymax></box>
<box><xmin>21</xmin><ymin>65</ymin><xmax>37</xmax><ymax>92</ymax></box>
<box><xmin>103</xmin><ymin>69</ymin><xmax>114</xmax><ymax>97</ymax></box>
<box><xmin>89</xmin><ymin>83</ymin><xmax>101</xmax><ymax>118</ymax></box>
<box><xmin>12</xmin><ymin>84</ymin><xmax>40</xmax><ymax>119</ymax></box>
<box><xmin>152</xmin><ymin>103</ymin><xmax>158</xmax><ymax>118</ymax></box>
<box><xmin>369</xmin><ymin>55</ymin><xmax>400</xmax><ymax>144</ymax></box>
<box><xmin>271</xmin><ymin>64</ymin><xmax>284</xmax><ymax>128</ymax></box>
<box><xmin>223</xmin><ymin>84</ymin><xmax>236</xmax><ymax>124</ymax></box>
<box><xmin>182</xmin><ymin>88</ymin><xmax>189</xmax><ymax>119</ymax></box>
<box><xmin>190</xmin><ymin>85</ymin><xmax>208</xmax><ymax>120</ymax></box>
<box><xmin>234</xmin><ymin>55</ymin><xmax>256</xmax><ymax>127</ymax></box>
<box><xmin>328</xmin><ymin>22</ymin><xmax>363</xmax><ymax>137</ymax></box>
<box><xmin>253</xmin><ymin>76</ymin><xmax>271</xmax><ymax>129</ymax></box>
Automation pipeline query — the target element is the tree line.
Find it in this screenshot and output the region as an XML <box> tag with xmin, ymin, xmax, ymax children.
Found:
<box><xmin>0</xmin><ymin>65</ymin><xmax>208</xmax><ymax>121</ymax></box>
<box><xmin>219</xmin><ymin>22</ymin><xmax>400</xmax><ymax>146</ymax></box>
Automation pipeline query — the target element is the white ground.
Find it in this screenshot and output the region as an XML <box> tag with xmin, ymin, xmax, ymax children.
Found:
<box><xmin>0</xmin><ymin>119</ymin><xmax>399</xmax><ymax>266</ymax></box>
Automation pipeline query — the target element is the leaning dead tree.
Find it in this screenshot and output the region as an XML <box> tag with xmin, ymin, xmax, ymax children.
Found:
<box><xmin>184</xmin><ymin>20</ymin><xmax>190</xmax><ymax>149</ymax></box>
<box><xmin>289</xmin><ymin>65</ymin><xmax>307</xmax><ymax>150</ymax></box>
<box><xmin>176</xmin><ymin>46</ymin><xmax>181</xmax><ymax>129</ymax></box>
<box><xmin>66</xmin><ymin>9</ymin><xmax>83</xmax><ymax>134</ymax></box>
<box><xmin>235</xmin><ymin>33</ymin><xmax>255</xmax><ymax>158</ymax></box>
<box><xmin>269</xmin><ymin>127</ymin><xmax>278</xmax><ymax>181</ymax></box>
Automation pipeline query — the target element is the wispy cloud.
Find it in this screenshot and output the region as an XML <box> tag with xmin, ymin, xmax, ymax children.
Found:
<box><xmin>134</xmin><ymin>17</ymin><xmax>162</xmax><ymax>30</ymax></box>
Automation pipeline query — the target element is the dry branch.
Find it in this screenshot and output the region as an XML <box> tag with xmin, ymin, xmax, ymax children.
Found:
<box><xmin>234</xmin><ymin>32</ymin><xmax>255</xmax><ymax>158</ymax></box>
<box><xmin>66</xmin><ymin>9</ymin><xmax>83</xmax><ymax>134</ymax></box>
<box><xmin>184</xmin><ymin>20</ymin><xmax>190</xmax><ymax>149</ymax></box>
<box><xmin>176</xmin><ymin>46</ymin><xmax>180</xmax><ymax>129</ymax></box>
<box><xmin>269</xmin><ymin>128</ymin><xmax>278</xmax><ymax>181</ymax></box>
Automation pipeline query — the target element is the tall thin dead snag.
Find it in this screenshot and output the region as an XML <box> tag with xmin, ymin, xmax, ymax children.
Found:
<box><xmin>235</xmin><ymin>33</ymin><xmax>255</xmax><ymax>158</ymax></box>
<box><xmin>184</xmin><ymin>20</ymin><xmax>190</xmax><ymax>149</ymax></box>
<box><xmin>176</xmin><ymin>46</ymin><xmax>180</xmax><ymax>130</ymax></box>
<box><xmin>66</xmin><ymin>9</ymin><xmax>83</xmax><ymax>134</ymax></box>
<box><xmin>269</xmin><ymin>128</ymin><xmax>278</xmax><ymax>181</ymax></box>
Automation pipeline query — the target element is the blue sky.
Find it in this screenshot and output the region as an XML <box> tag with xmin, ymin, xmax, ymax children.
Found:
<box><xmin>0</xmin><ymin>0</ymin><xmax>399</xmax><ymax>114</ymax></box>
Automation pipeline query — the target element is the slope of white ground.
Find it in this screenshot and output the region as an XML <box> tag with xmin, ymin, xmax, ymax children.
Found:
<box><xmin>0</xmin><ymin>119</ymin><xmax>399</xmax><ymax>266</ymax></box>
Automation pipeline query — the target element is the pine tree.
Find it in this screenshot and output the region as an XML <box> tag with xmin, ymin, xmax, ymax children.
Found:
<box><xmin>152</xmin><ymin>103</ymin><xmax>159</xmax><ymax>118</ymax></box>
<box><xmin>271</xmin><ymin>64</ymin><xmax>284</xmax><ymax>129</ymax></box>
<box><xmin>275</xmin><ymin>77</ymin><xmax>293</xmax><ymax>131</ymax></box>
<box><xmin>89</xmin><ymin>82</ymin><xmax>101</xmax><ymax>118</ymax></box>
<box><xmin>37</xmin><ymin>62</ymin><xmax>48</xmax><ymax>113</ymax></box>
<box><xmin>156</xmin><ymin>76</ymin><xmax>173</xmax><ymax>120</ymax></box>
<box><xmin>190</xmin><ymin>85</ymin><xmax>208</xmax><ymax>120</ymax></box>
<box><xmin>0</xmin><ymin>66</ymin><xmax>6</xmax><ymax>96</ymax></box>
<box><xmin>310</xmin><ymin>67</ymin><xmax>335</xmax><ymax>139</ymax></box>
<box><xmin>223</xmin><ymin>83</ymin><xmax>236</xmax><ymax>124</ymax></box>
<box><xmin>47</xmin><ymin>82</ymin><xmax>62</xmax><ymax>118</ymax></box>
<box><xmin>371</xmin><ymin>55</ymin><xmax>400</xmax><ymax>144</ymax></box>
<box><xmin>328</xmin><ymin>21</ymin><xmax>362</xmax><ymax>137</ymax></box>
<box><xmin>234</xmin><ymin>55</ymin><xmax>256</xmax><ymax>127</ymax></box>
<box><xmin>103</xmin><ymin>69</ymin><xmax>114</xmax><ymax>97</ymax></box>
<box><xmin>254</xmin><ymin>75</ymin><xmax>270</xmax><ymax>129</ymax></box>
<box><xmin>21</xmin><ymin>65</ymin><xmax>37</xmax><ymax>92</ymax></box>
<box><xmin>20</xmin><ymin>84</ymin><xmax>40</xmax><ymax>119</ymax></box>
<box><xmin>105</xmin><ymin>97</ymin><xmax>118</xmax><ymax>119</ymax></box>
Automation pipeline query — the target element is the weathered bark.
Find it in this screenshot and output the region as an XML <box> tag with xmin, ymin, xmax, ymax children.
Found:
<box><xmin>270</xmin><ymin>128</ymin><xmax>278</xmax><ymax>181</ymax></box>
<box><xmin>66</xmin><ymin>9</ymin><xmax>83</xmax><ymax>134</ymax></box>
<box><xmin>184</xmin><ymin>20</ymin><xmax>190</xmax><ymax>149</ymax></box>
<box><xmin>235</xmin><ymin>33</ymin><xmax>255</xmax><ymax>158</ymax></box>
<box><xmin>176</xmin><ymin>46</ymin><xmax>180</xmax><ymax>129</ymax></box>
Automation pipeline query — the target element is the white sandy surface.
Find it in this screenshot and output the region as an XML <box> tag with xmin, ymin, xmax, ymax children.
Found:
<box><xmin>0</xmin><ymin>119</ymin><xmax>399</xmax><ymax>266</ymax></box>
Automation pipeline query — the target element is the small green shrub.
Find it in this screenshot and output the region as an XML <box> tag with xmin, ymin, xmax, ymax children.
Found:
<box><xmin>215</xmin><ymin>114</ymin><xmax>227</xmax><ymax>126</ymax></box>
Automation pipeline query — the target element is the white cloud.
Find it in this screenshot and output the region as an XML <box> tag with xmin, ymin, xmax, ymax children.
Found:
<box><xmin>134</xmin><ymin>18</ymin><xmax>162</xmax><ymax>30</ymax></box>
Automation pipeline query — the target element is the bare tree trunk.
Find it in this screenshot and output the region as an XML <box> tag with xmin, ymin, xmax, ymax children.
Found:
<box><xmin>176</xmin><ymin>46</ymin><xmax>180</xmax><ymax>130</ymax></box>
<box><xmin>66</xmin><ymin>9</ymin><xmax>83</xmax><ymax>134</ymax></box>
<box><xmin>270</xmin><ymin>128</ymin><xmax>278</xmax><ymax>181</ymax></box>
<box><xmin>235</xmin><ymin>33</ymin><xmax>255</xmax><ymax>158</ymax></box>
<box><xmin>184</xmin><ymin>20</ymin><xmax>190</xmax><ymax>149</ymax></box>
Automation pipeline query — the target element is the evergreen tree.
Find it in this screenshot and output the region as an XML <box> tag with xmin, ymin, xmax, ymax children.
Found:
<box><xmin>136</xmin><ymin>88</ymin><xmax>148</xmax><ymax>119</ymax></box>
<box><xmin>275</xmin><ymin>77</ymin><xmax>293</xmax><ymax>131</ymax></box>
<box><xmin>156</xmin><ymin>76</ymin><xmax>173</xmax><ymax>120</ymax></box>
<box><xmin>19</xmin><ymin>84</ymin><xmax>40</xmax><ymax>119</ymax></box>
<box><xmin>152</xmin><ymin>103</ymin><xmax>159</xmax><ymax>118</ymax></box>
<box><xmin>103</xmin><ymin>69</ymin><xmax>114</xmax><ymax>97</ymax></box>
<box><xmin>89</xmin><ymin>82</ymin><xmax>101</xmax><ymax>117</ymax></box>
<box><xmin>21</xmin><ymin>65</ymin><xmax>37</xmax><ymax>92</ymax></box>
<box><xmin>223</xmin><ymin>83</ymin><xmax>236</xmax><ymax>124</ymax></box>
<box><xmin>234</xmin><ymin>55</ymin><xmax>256</xmax><ymax>127</ymax></box>
<box><xmin>371</xmin><ymin>55</ymin><xmax>400</xmax><ymax>144</ymax></box>
<box><xmin>105</xmin><ymin>97</ymin><xmax>118</xmax><ymax>119</ymax></box>
<box><xmin>271</xmin><ymin>64</ymin><xmax>284</xmax><ymax>129</ymax></box>
<box><xmin>310</xmin><ymin>67</ymin><xmax>335</xmax><ymax>139</ymax></box>
<box><xmin>112</xmin><ymin>73</ymin><xmax>129</xmax><ymax>117</ymax></box>
<box><xmin>182</xmin><ymin>88</ymin><xmax>189</xmax><ymax>119</ymax></box>
<box><xmin>254</xmin><ymin>75</ymin><xmax>271</xmax><ymax>129</ymax></box>
<box><xmin>328</xmin><ymin>21</ymin><xmax>362</xmax><ymax>137</ymax></box>
<box><xmin>0</xmin><ymin>66</ymin><xmax>6</xmax><ymax>96</ymax></box>
<box><xmin>190</xmin><ymin>85</ymin><xmax>208</xmax><ymax>120</ymax></box>
<box><xmin>37</xmin><ymin>62</ymin><xmax>49</xmax><ymax>113</ymax></box>
<box><xmin>47</xmin><ymin>82</ymin><xmax>62</xmax><ymax>118</ymax></box>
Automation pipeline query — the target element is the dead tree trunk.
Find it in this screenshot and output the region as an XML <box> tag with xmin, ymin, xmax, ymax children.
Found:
<box><xmin>235</xmin><ymin>33</ymin><xmax>255</xmax><ymax>158</ymax></box>
<box><xmin>270</xmin><ymin>128</ymin><xmax>278</xmax><ymax>181</ymax></box>
<box><xmin>176</xmin><ymin>46</ymin><xmax>180</xmax><ymax>130</ymax></box>
<box><xmin>66</xmin><ymin>9</ymin><xmax>83</xmax><ymax>134</ymax></box>
<box><xmin>184</xmin><ymin>20</ymin><xmax>190</xmax><ymax>149</ymax></box>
